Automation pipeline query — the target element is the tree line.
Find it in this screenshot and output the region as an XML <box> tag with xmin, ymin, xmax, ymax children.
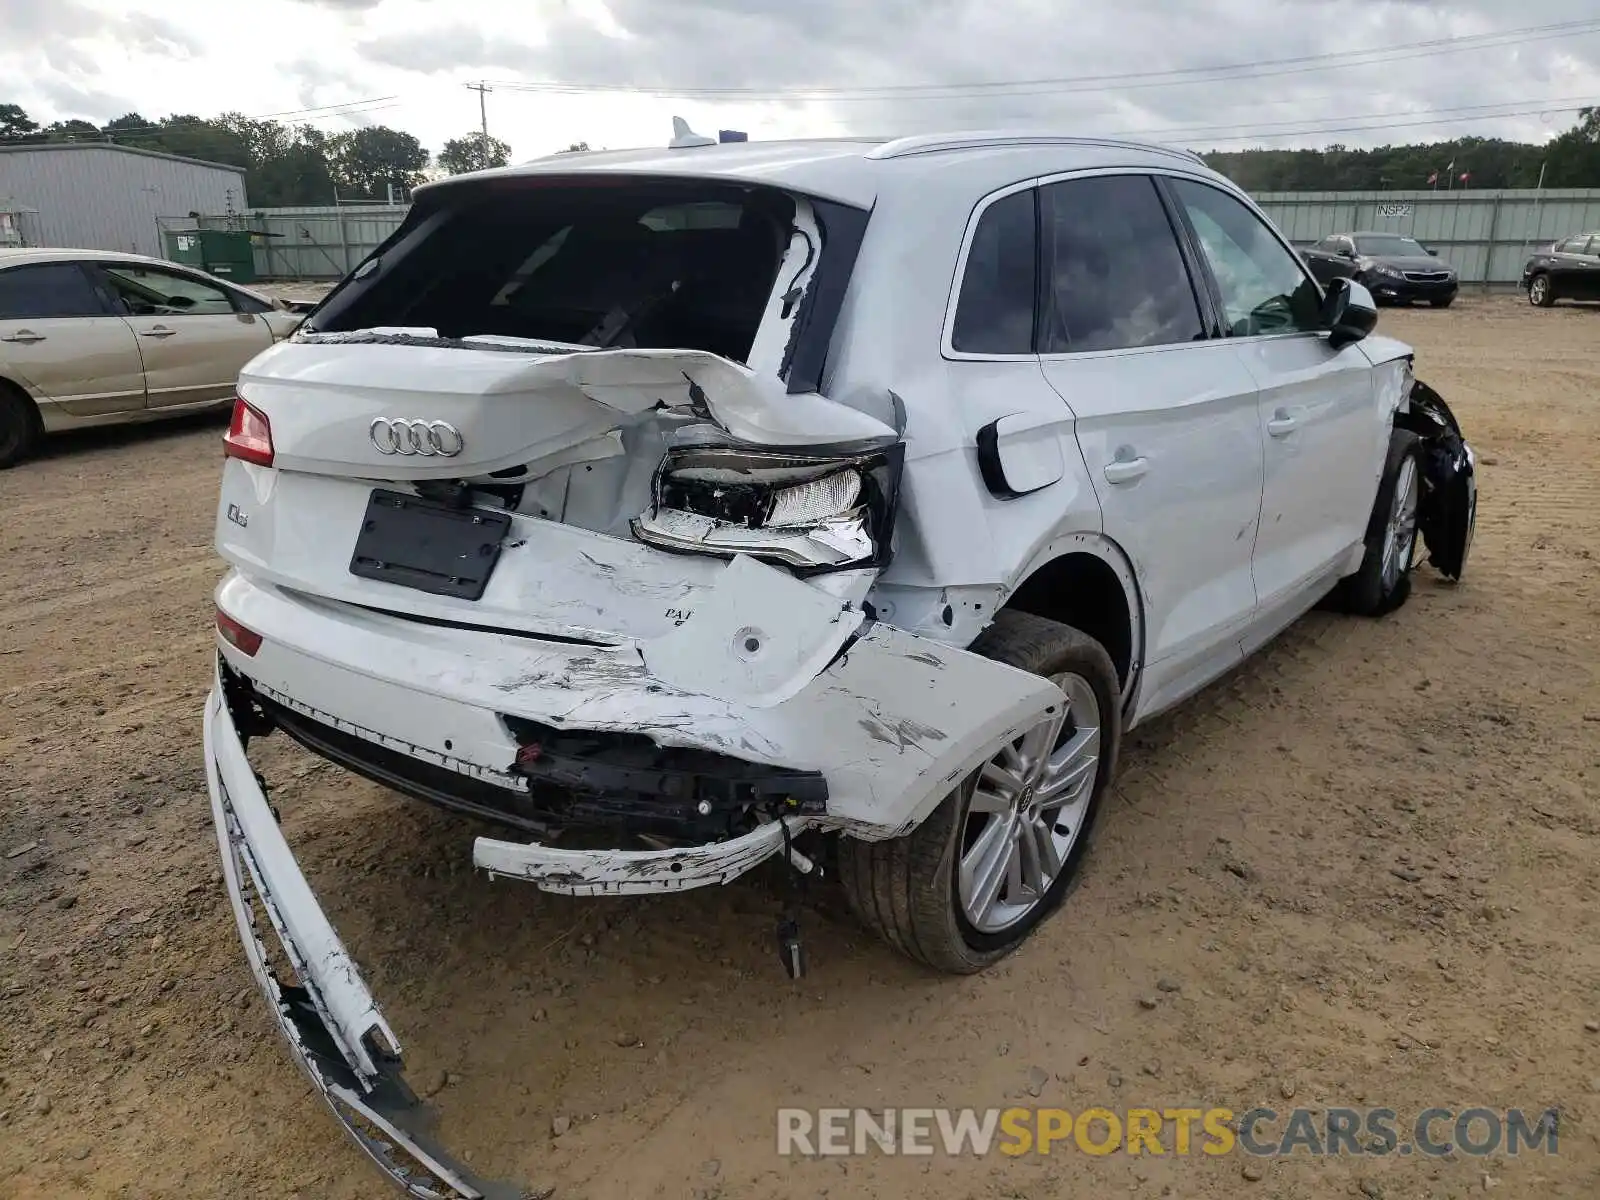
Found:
<box><xmin>2</xmin><ymin>99</ymin><xmax>1597</xmax><ymax>208</ymax></box>
<box><xmin>0</xmin><ymin>102</ymin><xmax>520</xmax><ymax>206</ymax></box>
<box><xmin>1202</xmin><ymin>109</ymin><xmax>1600</xmax><ymax>192</ymax></box>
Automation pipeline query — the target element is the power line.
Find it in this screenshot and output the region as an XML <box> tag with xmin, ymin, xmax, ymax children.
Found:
<box><xmin>483</xmin><ymin>17</ymin><xmax>1600</xmax><ymax>102</ymax></box>
<box><xmin>36</xmin><ymin>97</ymin><xmax>401</xmax><ymax>141</ymax></box>
<box><xmin>1171</xmin><ymin>102</ymin><xmax>1598</xmax><ymax>146</ymax></box>
<box><xmin>1102</xmin><ymin>95</ymin><xmax>1600</xmax><ymax>143</ymax></box>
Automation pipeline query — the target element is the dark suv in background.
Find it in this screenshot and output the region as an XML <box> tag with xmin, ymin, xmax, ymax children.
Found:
<box><xmin>1303</xmin><ymin>232</ymin><xmax>1459</xmax><ymax>308</ymax></box>
<box><xmin>1521</xmin><ymin>233</ymin><xmax>1600</xmax><ymax>307</ymax></box>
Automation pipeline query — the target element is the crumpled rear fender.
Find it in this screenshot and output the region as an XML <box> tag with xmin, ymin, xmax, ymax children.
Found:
<box><xmin>1397</xmin><ymin>377</ymin><xmax>1475</xmax><ymax>582</ymax></box>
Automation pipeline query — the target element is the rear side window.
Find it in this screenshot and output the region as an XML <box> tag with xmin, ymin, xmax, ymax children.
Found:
<box><xmin>951</xmin><ymin>188</ymin><xmax>1037</xmax><ymax>355</ymax></box>
<box><xmin>1039</xmin><ymin>175</ymin><xmax>1204</xmax><ymax>354</ymax></box>
<box><xmin>0</xmin><ymin>263</ymin><xmax>106</xmax><ymax>320</ymax></box>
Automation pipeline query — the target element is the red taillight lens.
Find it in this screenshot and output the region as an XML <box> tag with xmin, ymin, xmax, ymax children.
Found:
<box><xmin>216</xmin><ymin>609</ymin><xmax>263</xmax><ymax>657</ymax></box>
<box><xmin>223</xmin><ymin>398</ymin><xmax>273</xmax><ymax>467</ymax></box>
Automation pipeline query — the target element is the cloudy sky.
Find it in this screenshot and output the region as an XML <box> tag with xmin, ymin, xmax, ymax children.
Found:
<box><xmin>5</xmin><ymin>0</ymin><xmax>1599</xmax><ymax>163</ymax></box>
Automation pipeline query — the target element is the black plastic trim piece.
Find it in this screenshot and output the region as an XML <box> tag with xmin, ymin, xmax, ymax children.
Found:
<box><xmin>784</xmin><ymin>200</ymin><xmax>871</xmax><ymax>395</ymax></box>
<box><xmin>505</xmin><ymin>716</ymin><xmax>829</xmax><ymax>819</ymax></box>
<box><xmin>975</xmin><ymin>417</ymin><xmax>1052</xmax><ymax>500</ymax></box>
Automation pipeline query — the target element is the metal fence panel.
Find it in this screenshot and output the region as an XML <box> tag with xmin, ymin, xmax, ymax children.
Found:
<box><xmin>187</xmin><ymin>205</ymin><xmax>409</xmax><ymax>281</ymax></box>
<box><xmin>227</xmin><ymin>190</ymin><xmax>1600</xmax><ymax>284</ymax></box>
<box><xmin>1253</xmin><ymin>189</ymin><xmax>1600</xmax><ymax>284</ymax></box>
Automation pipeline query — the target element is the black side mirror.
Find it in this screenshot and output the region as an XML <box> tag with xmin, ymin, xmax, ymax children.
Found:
<box><xmin>1339</xmin><ymin>246</ymin><xmax>1356</xmax><ymax>259</ymax></box>
<box><xmin>1322</xmin><ymin>277</ymin><xmax>1378</xmax><ymax>349</ymax></box>
<box><xmin>1426</xmin><ymin>248</ymin><xmax>1438</xmax><ymax>257</ymax></box>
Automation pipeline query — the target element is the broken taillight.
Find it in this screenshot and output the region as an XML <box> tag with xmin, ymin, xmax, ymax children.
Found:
<box><xmin>216</xmin><ymin>609</ymin><xmax>263</xmax><ymax>657</ymax></box>
<box><xmin>223</xmin><ymin>398</ymin><xmax>274</xmax><ymax>467</ymax></box>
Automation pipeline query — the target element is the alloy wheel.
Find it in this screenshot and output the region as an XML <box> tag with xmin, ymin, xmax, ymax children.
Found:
<box><xmin>1381</xmin><ymin>455</ymin><xmax>1420</xmax><ymax>593</ymax></box>
<box><xmin>957</xmin><ymin>672</ymin><xmax>1102</xmax><ymax>933</ymax></box>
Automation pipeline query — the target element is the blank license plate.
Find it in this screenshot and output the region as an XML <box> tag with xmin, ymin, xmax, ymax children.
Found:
<box><xmin>348</xmin><ymin>489</ymin><xmax>512</xmax><ymax>601</ymax></box>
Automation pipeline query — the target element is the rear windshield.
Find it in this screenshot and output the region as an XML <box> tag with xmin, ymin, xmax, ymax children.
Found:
<box><xmin>313</xmin><ymin>182</ymin><xmax>797</xmax><ymax>363</ymax></box>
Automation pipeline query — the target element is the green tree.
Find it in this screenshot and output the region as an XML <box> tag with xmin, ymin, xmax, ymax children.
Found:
<box><xmin>102</xmin><ymin>112</ymin><xmax>163</xmax><ymax>149</ymax></box>
<box><xmin>0</xmin><ymin>102</ymin><xmax>39</xmax><ymax>141</ymax></box>
<box><xmin>43</xmin><ymin>119</ymin><xmax>102</xmax><ymax>142</ymax></box>
<box><xmin>562</xmin><ymin>141</ymin><xmax>590</xmax><ymax>153</ymax></box>
<box><xmin>1542</xmin><ymin>109</ymin><xmax>1600</xmax><ymax>187</ymax></box>
<box><xmin>328</xmin><ymin>126</ymin><xmax>429</xmax><ymax>200</ymax></box>
<box><xmin>438</xmin><ymin>132</ymin><xmax>510</xmax><ymax>174</ymax></box>
<box><xmin>219</xmin><ymin>117</ymin><xmax>336</xmax><ymax>206</ymax></box>
<box><xmin>152</xmin><ymin>114</ymin><xmax>252</xmax><ymax>169</ymax></box>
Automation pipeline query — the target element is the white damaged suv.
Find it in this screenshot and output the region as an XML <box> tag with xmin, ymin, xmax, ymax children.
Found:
<box><xmin>203</xmin><ymin>131</ymin><xmax>1474</xmax><ymax>1193</ymax></box>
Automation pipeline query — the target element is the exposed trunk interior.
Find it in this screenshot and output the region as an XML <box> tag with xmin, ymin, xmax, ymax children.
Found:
<box><xmin>311</xmin><ymin>181</ymin><xmax>798</xmax><ymax>364</ymax></box>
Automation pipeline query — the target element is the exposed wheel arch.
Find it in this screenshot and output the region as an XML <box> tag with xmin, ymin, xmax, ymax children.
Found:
<box><xmin>998</xmin><ymin>535</ymin><xmax>1143</xmax><ymax>714</ymax></box>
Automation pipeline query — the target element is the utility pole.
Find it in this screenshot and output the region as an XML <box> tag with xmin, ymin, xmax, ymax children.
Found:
<box><xmin>466</xmin><ymin>82</ymin><xmax>492</xmax><ymax>168</ymax></box>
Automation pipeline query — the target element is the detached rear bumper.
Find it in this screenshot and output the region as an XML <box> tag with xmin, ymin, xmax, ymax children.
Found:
<box><xmin>204</xmin><ymin>678</ymin><xmax>517</xmax><ymax>1200</ymax></box>
<box><xmin>213</xmin><ymin>556</ymin><xmax>1062</xmax><ymax>882</ymax></box>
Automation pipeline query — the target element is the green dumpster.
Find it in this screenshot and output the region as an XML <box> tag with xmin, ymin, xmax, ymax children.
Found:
<box><xmin>163</xmin><ymin>229</ymin><xmax>257</xmax><ymax>284</ymax></box>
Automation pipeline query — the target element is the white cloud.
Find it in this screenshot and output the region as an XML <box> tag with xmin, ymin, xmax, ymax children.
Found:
<box><xmin>2</xmin><ymin>0</ymin><xmax>1597</xmax><ymax>167</ymax></box>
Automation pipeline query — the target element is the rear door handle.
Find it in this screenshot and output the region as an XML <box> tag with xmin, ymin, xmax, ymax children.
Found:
<box><xmin>1267</xmin><ymin>412</ymin><xmax>1298</xmax><ymax>437</ymax></box>
<box><xmin>1103</xmin><ymin>456</ymin><xmax>1149</xmax><ymax>484</ymax></box>
<box><xmin>140</xmin><ymin>326</ymin><xmax>176</xmax><ymax>338</ymax></box>
<box><xmin>1</xmin><ymin>329</ymin><xmax>45</xmax><ymax>343</ymax></box>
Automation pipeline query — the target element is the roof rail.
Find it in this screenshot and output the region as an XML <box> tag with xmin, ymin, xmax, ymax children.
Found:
<box><xmin>865</xmin><ymin>132</ymin><xmax>1206</xmax><ymax>166</ymax></box>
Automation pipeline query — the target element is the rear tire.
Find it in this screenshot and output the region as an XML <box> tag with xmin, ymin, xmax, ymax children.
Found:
<box><xmin>0</xmin><ymin>383</ymin><xmax>43</xmax><ymax>469</ymax></box>
<box><xmin>838</xmin><ymin>611</ymin><xmax>1121</xmax><ymax>974</ymax></box>
<box><xmin>1328</xmin><ymin>430</ymin><xmax>1423</xmax><ymax>617</ymax></box>
<box><xmin>1528</xmin><ymin>274</ymin><xmax>1555</xmax><ymax>307</ymax></box>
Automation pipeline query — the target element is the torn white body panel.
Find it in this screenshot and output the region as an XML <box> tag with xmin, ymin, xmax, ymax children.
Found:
<box><xmin>240</xmin><ymin>337</ymin><xmax>897</xmax><ymax>480</ymax></box>
<box><xmin>214</xmin><ymin>559</ymin><xmax>1063</xmax><ymax>840</ymax></box>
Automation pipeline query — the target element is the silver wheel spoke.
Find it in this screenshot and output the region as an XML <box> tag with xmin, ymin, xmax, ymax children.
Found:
<box><xmin>1038</xmin><ymin>726</ymin><xmax>1099</xmax><ymax>804</ymax></box>
<box><xmin>980</xmin><ymin>758</ymin><xmax>1024</xmax><ymax>798</ymax></box>
<box><xmin>1001</xmin><ymin>824</ymin><xmax>1025</xmax><ymax>904</ymax></box>
<box><xmin>960</xmin><ymin>816</ymin><xmax>1013</xmax><ymax>922</ymax></box>
<box><xmin>968</xmin><ymin>783</ymin><xmax>1012</xmax><ymax>815</ymax></box>
<box><xmin>1021</xmin><ymin>815</ymin><xmax>1061</xmax><ymax>892</ymax></box>
<box><xmin>956</xmin><ymin>669</ymin><xmax>1104</xmax><ymax>934</ymax></box>
<box><xmin>1017</xmin><ymin>706</ymin><xmax>1067</xmax><ymax>780</ymax></box>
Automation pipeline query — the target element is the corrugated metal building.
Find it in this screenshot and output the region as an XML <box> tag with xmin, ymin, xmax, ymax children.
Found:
<box><xmin>0</xmin><ymin>143</ymin><xmax>248</xmax><ymax>258</ymax></box>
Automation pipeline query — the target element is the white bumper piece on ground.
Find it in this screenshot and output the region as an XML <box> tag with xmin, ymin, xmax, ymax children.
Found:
<box><xmin>474</xmin><ymin>816</ymin><xmax>799</xmax><ymax>895</ymax></box>
<box><xmin>204</xmin><ymin>677</ymin><xmax>523</xmax><ymax>1199</ymax></box>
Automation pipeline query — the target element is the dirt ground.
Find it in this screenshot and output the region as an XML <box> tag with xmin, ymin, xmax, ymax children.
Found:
<box><xmin>2</xmin><ymin>295</ymin><xmax>1597</xmax><ymax>1200</ymax></box>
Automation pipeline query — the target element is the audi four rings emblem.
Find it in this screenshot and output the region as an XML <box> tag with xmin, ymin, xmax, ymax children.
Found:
<box><xmin>369</xmin><ymin>418</ymin><xmax>465</xmax><ymax>457</ymax></box>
